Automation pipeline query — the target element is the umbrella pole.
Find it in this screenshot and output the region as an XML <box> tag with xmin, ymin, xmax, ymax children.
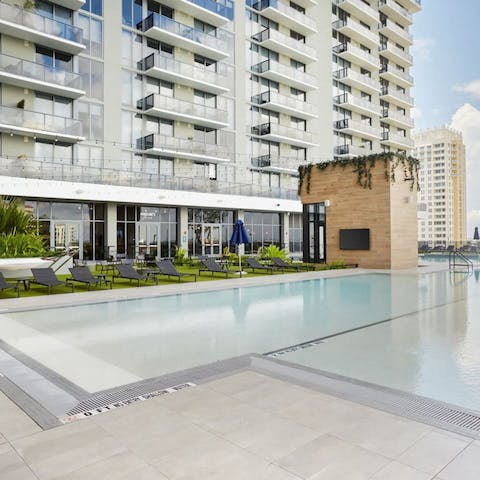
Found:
<box><xmin>239</xmin><ymin>249</ymin><xmax>242</xmax><ymax>278</ymax></box>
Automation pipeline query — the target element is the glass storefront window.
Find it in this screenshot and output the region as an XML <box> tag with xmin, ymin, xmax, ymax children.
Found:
<box><xmin>244</xmin><ymin>211</ymin><xmax>282</xmax><ymax>254</ymax></box>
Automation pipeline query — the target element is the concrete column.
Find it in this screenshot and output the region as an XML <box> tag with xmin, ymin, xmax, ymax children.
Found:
<box><xmin>283</xmin><ymin>212</ymin><xmax>290</xmax><ymax>254</ymax></box>
<box><xmin>106</xmin><ymin>203</ymin><xmax>117</xmax><ymax>259</ymax></box>
<box><xmin>179</xmin><ymin>207</ymin><xmax>189</xmax><ymax>251</ymax></box>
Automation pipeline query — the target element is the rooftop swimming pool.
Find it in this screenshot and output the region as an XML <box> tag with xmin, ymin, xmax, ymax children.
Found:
<box><xmin>0</xmin><ymin>270</ymin><xmax>479</xmax><ymax>413</ymax></box>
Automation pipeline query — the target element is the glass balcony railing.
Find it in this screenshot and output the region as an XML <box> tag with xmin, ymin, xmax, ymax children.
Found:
<box><xmin>334</xmin><ymin>144</ymin><xmax>371</xmax><ymax>157</ymax></box>
<box><xmin>381</xmin><ymin>86</ymin><xmax>414</xmax><ymax>106</ymax></box>
<box><xmin>379</xmin><ymin>0</ymin><xmax>413</xmax><ymax>23</ymax></box>
<box><xmin>0</xmin><ymin>53</ymin><xmax>82</xmax><ymax>90</ymax></box>
<box><xmin>379</xmin><ymin>43</ymin><xmax>413</xmax><ymax>64</ymax></box>
<box><xmin>379</xmin><ymin>64</ymin><xmax>413</xmax><ymax>84</ymax></box>
<box><xmin>333</xmin><ymin>67</ymin><xmax>379</xmax><ymax>90</ymax></box>
<box><xmin>333</xmin><ymin>93</ymin><xmax>381</xmax><ymax>115</ymax></box>
<box><xmin>252</xmin><ymin>0</ymin><xmax>317</xmax><ymax>31</ymax></box>
<box><xmin>0</xmin><ymin>156</ymin><xmax>299</xmax><ymax>200</ymax></box>
<box><xmin>381</xmin><ymin>108</ymin><xmax>414</xmax><ymax>127</ymax></box>
<box><xmin>333</xmin><ymin>42</ymin><xmax>379</xmax><ymax>68</ymax></box>
<box><xmin>382</xmin><ymin>131</ymin><xmax>414</xmax><ymax>148</ymax></box>
<box><xmin>332</xmin><ymin>18</ymin><xmax>378</xmax><ymax>45</ymax></box>
<box><xmin>251</xmin><ymin>28</ymin><xmax>317</xmax><ymax>59</ymax></box>
<box><xmin>0</xmin><ymin>1</ymin><xmax>83</xmax><ymax>44</ymax></box>
<box><xmin>138</xmin><ymin>53</ymin><xmax>230</xmax><ymax>91</ymax></box>
<box><xmin>0</xmin><ymin>105</ymin><xmax>83</xmax><ymax>138</ymax></box>
<box><xmin>251</xmin><ymin>59</ymin><xmax>316</xmax><ymax>88</ymax></box>
<box><xmin>187</xmin><ymin>0</ymin><xmax>234</xmax><ymax>20</ymax></box>
<box><xmin>137</xmin><ymin>94</ymin><xmax>228</xmax><ymax>125</ymax></box>
<box><xmin>137</xmin><ymin>13</ymin><xmax>229</xmax><ymax>52</ymax></box>
<box><xmin>334</xmin><ymin>118</ymin><xmax>379</xmax><ymax>137</ymax></box>
<box><xmin>251</xmin><ymin>90</ymin><xmax>317</xmax><ymax>117</ymax></box>
<box><xmin>251</xmin><ymin>122</ymin><xmax>314</xmax><ymax>144</ymax></box>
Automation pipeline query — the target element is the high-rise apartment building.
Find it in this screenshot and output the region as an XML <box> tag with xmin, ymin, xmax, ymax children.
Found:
<box><xmin>414</xmin><ymin>127</ymin><xmax>467</xmax><ymax>248</ymax></box>
<box><xmin>0</xmin><ymin>0</ymin><xmax>420</xmax><ymax>261</ymax></box>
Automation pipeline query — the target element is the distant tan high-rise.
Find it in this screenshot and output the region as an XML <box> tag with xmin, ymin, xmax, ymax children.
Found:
<box><xmin>413</xmin><ymin>127</ymin><xmax>467</xmax><ymax>247</ymax></box>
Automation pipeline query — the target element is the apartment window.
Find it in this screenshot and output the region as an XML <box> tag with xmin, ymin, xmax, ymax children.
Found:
<box><xmin>291</xmin><ymin>117</ymin><xmax>306</xmax><ymax>131</ymax></box>
<box><xmin>251</xmin><ymin>75</ymin><xmax>279</xmax><ymax>92</ymax></box>
<box><xmin>290</xmin><ymin>59</ymin><xmax>306</xmax><ymax>72</ymax></box>
<box><xmin>194</xmin><ymin>54</ymin><xmax>217</xmax><ymax>71</ymax></box>
<box><xmin>291</xmin><ymin>146</ymin><xmax>306</xmax><ymax>160</ymax></box>
<box><xmin>361</xmin><ymin>92</ymin><xmax>372</xmax><ymax>101</ymax></box>
<box><xmin>144</xmin><ymin>118</ymin><xmax>173</xmax><ymax>137</ymax></box>
<box><xmin>35</xmin><ymin>47</ymin><xmax>72</xmax><ymax>71</ymax></box>
<box><xmin>147</xmin><ymin>1</ymin><xmax>173</xmax><ymax>18</ymax></box>
<box><xmin>361</xmin><ymin>115</ymin><xmax>372</xmax><ymax>126</ymax></box>
<box><xmin>34</xmin><ymin>1</ymin><xmax>71</xmax><ymax>24</ymax></box>
<box><xmin>34</xmin><ymin>140</ymin><xmax>73</xmax><ymax>165</ymax></box>
<box><xmin>248</xmin><ymin>11</ymin><xmax>278</xmax><ymax>29</ymax></box>
<box><xmin>194</xmin><ymin>90</ymin><xmax>216</xmax><ymax>108</ymax></box>
<box><xmin>289</xmin><ymin>1</ymin><xmax>305</xmax><ymax>14</ymax></box>
<box><xmin>78</xmin><ymin>14</ymin><xmax>103</xmax><ymax>58</ymax></box>
<box><xmin>147</xmin><ymin>78</ymin><xmax>174</xmax><ymax>97</ymax></box>
<box><xmin>146</xmin><ymin>38</ymin><xmax>173</xmax><ymax>57</ymax></box>
<box><xmin>194</xmin><ymin>126</ymin><xmax>217</xmax><ymax>144</ymax></box>
<box><xmin>76</xmin><ymin>101</ymin><xmax>103</xmax><ymax>141</ymax></box>
<box><xmin>290</xmin><ymin>30</ymin><xmax>305</xmax><ymax>43</ymax></box>
<box><xmin>34</xmin><ymin>93</ymin><xmax>72</xmax><ymax>117</ymax></box>
<box><xmin>81</xmin><ymin>0</ymin><xmax>103</xmax><ymax>16</ymax></box>
<box><xmin>291</xmin><ymin>88</ymin><xmax>306</xmax><ymax>101</ymax></box>
<box><xmin>250</xmin><ymin>44</ymin><xmax>279</xmax><ymax>62</ymax></box>
<box><xmin>194</xmin><ymin>19</ymin><xmax>216</xmax><ymax>35</ymax></box>
<box><xmin>122</xmin><ymin>0</ymin><xmax>143</xmax><ymax>27</ymax></box>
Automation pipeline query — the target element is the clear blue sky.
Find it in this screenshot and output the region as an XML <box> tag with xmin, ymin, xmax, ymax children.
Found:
<box><xmin>412</xmin><ymin>0</ymin><xmax>480</xmax><ymax>128</ymax></box>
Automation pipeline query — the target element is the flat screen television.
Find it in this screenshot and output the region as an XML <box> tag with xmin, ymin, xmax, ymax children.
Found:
<box><xmin>339</xmin><ymin>229</ymin><xmax>370</xmax><ymax>250</ymax></box>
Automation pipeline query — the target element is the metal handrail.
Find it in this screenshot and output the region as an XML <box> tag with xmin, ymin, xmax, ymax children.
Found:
<box><xmin>449</xmin><ymin>250</ymin><xmax>474</xmax><ymax>272</ymax></box>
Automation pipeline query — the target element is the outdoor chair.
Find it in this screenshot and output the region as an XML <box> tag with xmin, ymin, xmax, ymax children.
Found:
<box><xmin>67</xmin><ymin>266</ymin><xmax>112</xmax><ymax>290</ymax></box>
<box><xmin>31</xmin><ymin>268</ymin><xmax>74</xmax><ymax>295</ymax></box>
<box><xmin>0</xmin><ymin>272</ymin><xmax>20</xmax><ymax>297</ymax></box>
<box><xmin>156</xmin><ymin>260</ymin><xmax>197</xmax><ymax>282</ymax></box>
<box><xmin>270</xmin><ymin>257</ymin><xmax>315</xmax><ymax>272</ymax></box>
<box><xmin>199</xmin><ymin>258</ymin><xmax>230</xmax><ymax>278</ymax></box>
<box><xmin>113</xmin><ymin>264</ymin><xmax>158</xmax><ymax>287</ymax></box>
<box><xmin>244</xmin><ymin>258</ymin><xmax>275</xmax><ymax>274</ymax></box>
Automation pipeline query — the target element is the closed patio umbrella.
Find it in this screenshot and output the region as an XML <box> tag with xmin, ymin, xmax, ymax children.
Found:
<box><xmin>474</xmin><ymin>227</ymin><xmax>479</xmax><ymax>240</ymax></box>
<box><xmin>230</xmin><ymin>219</ymin><xmax>251</xmax><ymax>276</ymax></box>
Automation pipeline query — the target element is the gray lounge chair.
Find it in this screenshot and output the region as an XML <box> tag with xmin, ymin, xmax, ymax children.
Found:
<box><xmin>31</xmin><ymin>268</ymin><xmax>74</xmax><ymax>295</ymax></box>
<box><xmin>0</xmin><ymin>272</ymin><xmax>20</xmax><ymax>297</ymax></box>
<box><xmin>245</xmin><ymin>258</ymin><xmax>274</xmax><ymax>274</ymax></box>
<box><xmin>156</xmin><ymin>260</ymin><xmax>197</xmax><ymax>282</ymax></box>
<box><xmin>271</xmin><ymin>257</ymin><xmax>315</xmax><ymax>272</ymax></box>
<box><xmin>113</xmin><ymin>264</ymin><xmax>158</xmax><ymax>287</ymax></box>
<box><xmin>199</xmin><ymin>258</ymin><xmax>230</xmax><ymax>278</ymax></box>
<box><xmin>68</xmin><ymin>266</ymin><xmax>112</xmax><ymax>290</ymax></box>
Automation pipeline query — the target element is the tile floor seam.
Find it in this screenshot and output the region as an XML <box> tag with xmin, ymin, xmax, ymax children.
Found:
<box><xmin>7</xmin><ymin>439</ymin><xmax>41</xmax><ymax>480</ymax></box>
<box><xmin>424</xmin><ymin>438</ymin><xmax>475</xmax><ymax>479</ymax></box>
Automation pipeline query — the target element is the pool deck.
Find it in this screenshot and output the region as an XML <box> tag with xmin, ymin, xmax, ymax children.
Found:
<box><xmin>2</xmin><ymin>264</ymin><xmax>479</xmax><ymax>479</ymax></box>
<box><xmin>1</xmin><ymin>369</ymin><xmax>479</xmax><ymax>480</ymax></box>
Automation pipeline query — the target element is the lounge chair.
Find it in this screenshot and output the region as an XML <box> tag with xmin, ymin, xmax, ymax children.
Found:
<box><xmin>113</xmin><ymin>264</ymin><xmax>158</xmax><ymax>287</ymax></box>
<box><xmin>0</xmin><ymin>272</ymin><xmax>20</xmax><ymax>297</ymax></box>
<box><xmin>31</xmin><ymin>268</ymin><xmax>74</xmax><ymax>295</ymax></box>
<box><xmin>199</xmin><ymin>258</ymin><xmax>230</xmax><ymax>278</ymax></box>
<box><xmin>67</xmin><ymin>266</ymin><xmax>112</xmax><ymax>290</ymax></box>
<box><xmin>244</xmin><ymin>258</ymin><xmax>275</xmax><ymax>274</ymax></box>
<box><xmin>156</xmin><ymin>260</ymin><xmax>197</xmax><ymax>282</ymax></box>
<box><xmin>270</xmin><ymin>257</ymin><xmax>315</xmax><ymax>272</ymax></box>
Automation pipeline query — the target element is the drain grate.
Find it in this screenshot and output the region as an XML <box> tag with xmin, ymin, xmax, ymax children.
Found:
<box><xmin>62</xmin><ymin>381</ymin><xmax>195</xmax><ymax>423</ymax></box>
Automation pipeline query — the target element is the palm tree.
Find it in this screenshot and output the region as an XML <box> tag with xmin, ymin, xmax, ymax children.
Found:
<box><xmin>0</xmin><ymin>197</ymin><xmax>35</xmax><ymax>235</ymax></box>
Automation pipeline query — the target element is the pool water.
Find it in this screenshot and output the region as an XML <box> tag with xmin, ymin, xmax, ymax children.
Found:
<box><xmin>0</xmin><ymin>271</ymin><xmax>479</xmax><ymax>412</ymax></box>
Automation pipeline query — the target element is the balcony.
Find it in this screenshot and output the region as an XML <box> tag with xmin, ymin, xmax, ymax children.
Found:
<box><xmin>333</xmin><ymin>43</ymin><xmax>380</xmax><ymax>70</ymax></box>
<box><xmin>138</xmin><ymin>53</ymin><xmax>230</xmax><ymax>95</ymax></box>
<box><xmin>251</xmin><ymin>59</ymin><xmax>317</xmax><ymax>91</ymax></box>
<box><xmin>334</xmin><ymin>118</ymin><xmax>381</xmax><ymax>141</ymax></box>
<box><xmin>398</xmin><ymin>0</ymin><xmax>422</xmax><ymax>14</ymax></box>
<box><xmin>136</xmin><ymin>133</ymin><xmax>232</xmax><ymax>164</ymax></box>
<box><xmin>252</xmin><ymin>0</ymin><xmax>317</xmax><ymax>36</ymax></box>
<box><xmin>333</xmin><ymin>0</ymin><xmax>379</xmax><ymax>25</ymax></box>
<box><xmin>379</xmin><ymin>19</ymin><xmax>413</xmax><ymax>46</ymax></box>
<box><xmin>332</xmin><ymin>18</ymin><xmax>378</xmax><ymax>49</ymax></box>
<box><xmin>0</xmin><ymin>2</ymin><xmax>84</xmax><ymax>55</ymax></box>
<box><xmin>158</xmin><ymin>0</ymin><xmax>233</xmax><ymax>27</ymax></box>
<box><xmin>333</xmin><ymin>92</ymin><xmax>381</xmax><ymax>117</ymax></box>
<box><xmin>333</xmin><ymin>68</ymin><xmax>380</xmax><ymax>94</ymax></box>
<box><xmin>137</xmin><ymin>13</ymin><xmax>230</xmax><ymax>61</ymax></box>
<box><xmin>379</xmin><ymin>64</ymin><xmax>413</xmax><ymax>88</ymax></box>
<box><xmin>251</xmin><ymin>28</ymin><xmax>316</xmax><ymax>63</ymax></box>
<box><xmin>381</xmin><ymin>108</ymin><xmax>414</xmax><ymax>129</ymax></box>
<box><xmin>251</xmin><ymin>122</ymin><xmax>317</xmax><ymax>148</ymax></box>
<box><xmin>137</xmin><ymin>94</ymin><xmax>228</xmax><ymax>129</ymax></box>
<box><xmin>0</xmin><ymin>105</ymin><xmax>83</xmax><ymax>143</ymax></box>
<box><xmin>251</xmin><ymin>90</ymin><xmax>317</xmax><ymax>120</ymax></box>
<box><xmin>334</xmin><ymin>144</ymin><xmax>372</xmax><ymax>158</ymax></box>
<box><xmin>378</xmin><ymin>42</ymin><xmax>412</xmax><ymax>67</ymax></box>
<box><xmin>381</xmin><ymin>131</ymin><xmax>414</xmax><ymax>149</ymax></box>
<box><xmin>379</xmin><ymin>0</ymin><xmax>413</xmax><ymax>25</ymax></box>
<box><xmin>0</xmin><ymin>54</ymin><xmax>85</xmax><ymax>99</ymax></box>
<box><xmin>380</xmin><ymin>86</ymin><xmax>414</xmax><ymax>108</ymax></box>
<box><xmin>251</xmin><ymin>154</ymin><xmax>307</xmax><ymax>175</ymax></box>
<box><xmin>49</xmin><ymin>0</ymin><xmax>86</xmax><ymax>10</ymax></box>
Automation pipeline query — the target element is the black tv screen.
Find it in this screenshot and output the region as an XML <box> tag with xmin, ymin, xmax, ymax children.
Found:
<box><xmin>339</xmin><ymin>229</ymin><xmax>370</xmax><ymax>250</ymax></box>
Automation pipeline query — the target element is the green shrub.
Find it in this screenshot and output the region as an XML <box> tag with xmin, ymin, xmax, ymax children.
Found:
<box><xmin>0</xmin><ymin>197</ymin><xmax>35</xmax><ymax>235</ymax></box>
<box><xmin>223</xmin><ymin>246</ymin><xmax>239</xmax><ymax>265</ymax></box>
<box><xmin>174</xmin><ymin>247</ymin><xmax>187</xmax><ymax>265</ymax></box>
<box><xmin>327</xmin><ymin>259</ymin><xmax>346</xmax><ymax>269</ymax></box>
<box><xmin>258</xmin><ymin>244</ymin><xmax>288</xmax><ymax>261</ymax></box>
<box><xmin>0</xmin><ymin>233</ymin><xmax>47</xmax><ymax>258</ymax></box>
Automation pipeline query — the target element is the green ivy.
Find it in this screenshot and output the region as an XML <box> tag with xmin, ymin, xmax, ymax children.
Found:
<box><xmin>298</xmin><ymin>153</ymin><xmax>419</xmax><ymax>195</ymax></box>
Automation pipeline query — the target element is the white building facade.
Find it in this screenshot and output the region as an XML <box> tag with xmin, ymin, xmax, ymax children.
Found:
<box><xmin>414</xmin><ymin>127</ymin><xmax>467</xmax><ymax>248</ymax></box>
<box><xmin>0</xmin><ymin>0</ymin><xmax>420</xmax><ymax>260</ymax></box>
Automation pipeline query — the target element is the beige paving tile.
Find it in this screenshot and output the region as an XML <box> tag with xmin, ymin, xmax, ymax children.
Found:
<box><xmin>371</xmin><ymin>461</ymin><xmax>432</xmax><ymax>480</ymax></box>
<box><xmin>398</xmin><ymin>430</ymin><xmax>469</xmax><ymax>475</ymax></box>
<box><xmin>205</xmin><ymin>371</ymin><xmax>271</xmax><ymax>396</ymax></box>
<box><xmin>13</xmin><ymin>424</ymin><xmax>127</xmax><ymax>480</ymax></box>
<box><xmin>276</xmin><ymin>433</ymin><xmax>355</xmax><ymax>478</ymax></box>
<box><xmin>0</xmin><ymin>393</ymin><xmax>41</xmax><ymax>441</ymax></box>
<box><xmin>222</xmin><ymin>412</ymin><xmax>321</xmax><ymax>461</ymax></box>
<box><xmin>0</xmin><ymin>433</ymin><xmax>6</xmax><ymax>445</ymax></box>
<box><xmin>54</xmin><ymin>451</ymin><xmax>147</xmax><ymax>480</ymax></box>
<box><xmin>0</xmin><ymin>443</ymin><xmax>37</xmax><ymax>480</ymax></box>
<box><xmin>436</xmin><ymin>442</ymin><xmax>480</xmax><ymax>480</ymax></box>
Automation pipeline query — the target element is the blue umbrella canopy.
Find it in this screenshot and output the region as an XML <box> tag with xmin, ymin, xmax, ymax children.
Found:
<box><xmin>230</xmin><ymin>219</ymin><xmax>251</xmax><ymax>246</ymax></box>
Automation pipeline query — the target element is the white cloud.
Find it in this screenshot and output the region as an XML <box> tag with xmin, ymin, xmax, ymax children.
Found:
<box><xmin>411</xmin><ymin>107</ymin><xmax>423</xmax><ymax>120</ymax></box>
<box><xmin>450</xmin><ymin>104</ymin><xmax>480</xmax><ymax>236</ymax></box>
<box><xmin>453</xmin><ymin>80</ymin><xmax>480</xmax><ymax>99</ymax></box>
<box><xmin>411</xmin><ymin>37</ymin><xmax>435</xmax><ymax>62</ymax></box>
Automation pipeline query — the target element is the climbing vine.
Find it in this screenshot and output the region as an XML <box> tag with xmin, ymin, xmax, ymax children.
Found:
<box><xmin>298</xmin><ymin>153</ymin><xmax>419</xmax><ymax>195</ymax></box>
